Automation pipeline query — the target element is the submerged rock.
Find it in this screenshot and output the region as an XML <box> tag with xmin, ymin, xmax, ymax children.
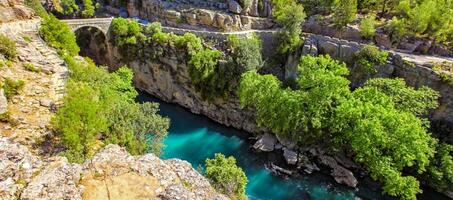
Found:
<box><xmin>253</xmin><ymin>133</ymin><xmax>276</xmax><ymax>152</ymax></box>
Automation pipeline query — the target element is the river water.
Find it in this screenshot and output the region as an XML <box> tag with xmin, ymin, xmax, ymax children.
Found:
<box><xmin>137</xmin><ymin>93</ymin><xmax>448</xmax><ymax>200</ymax></box>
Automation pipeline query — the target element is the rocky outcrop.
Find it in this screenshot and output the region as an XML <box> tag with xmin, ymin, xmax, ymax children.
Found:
<box><xmin>253</xmin><ymin>133</ymin><xmax>277</xmax><ymax>152</ymax></box>
<box><xmin>0</xmin><ymin>137</ymin><xmax>229</xmax><ymax>200</ymax></box>
<box><xmin>106</xmin><ymin>0</ymin><xmax>274</xmax><ymax>31</ymax></box>
<box><xmin>0</xmin><ymin>0</ymin><xmax>35</xmax><ymax>23</ymax></box>
<box><xmin>317</xmin><ymin>154</ymin><xmax>358</xmax><ymax>188</ymax></box>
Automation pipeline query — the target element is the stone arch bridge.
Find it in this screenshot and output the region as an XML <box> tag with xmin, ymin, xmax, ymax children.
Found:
<box><xmin>62</xmin><ymin>17</ymin><xmax>114</xmax><ymax>36</ymax></box>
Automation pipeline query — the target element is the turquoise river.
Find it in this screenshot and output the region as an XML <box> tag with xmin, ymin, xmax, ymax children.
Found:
<box><xmin>138</xmin><ymin>93</ymin><xmax>448</xmax><ymax>200</ymax></box>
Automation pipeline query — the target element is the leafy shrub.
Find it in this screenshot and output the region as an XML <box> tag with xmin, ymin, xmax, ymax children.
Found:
<box><xmin>359</xmin><ymin>15</ymin><xmax>376</xmax><ymax>39</ymax></box>
<box><xmin>272</xmin><ymin>0</ymin><xmax>306</xmax><ymax>55</ymax></box>
<box><xmin>205</xmin><ymin>153</ymin><xmax>248</xmax><ymax>200</ymax></box>
<box><xmin>23</xmin><ymin>63</ymin><xmax>40</xmax><ymax>73</ymax></box>
<box><xmin>0</xmin><ymin>34</ymin><xmax>17</xmax><ymax>60</ymax></box>
<box><xmin>39</xmin><ymin>14</ymin><xmax>79</xmax><ymax>56</ymax></box>
<box><xmin>425</xmin><ymin>143</ymin><xmax>453</xmax><ymax>192</ymax></box>
<box><xmin>2</xmin><ymin>78</ymin><xmax>25</xmax><ymax>99</ymax></box>
<box><xmin>0</xmin><ymin>111</ymin><xmax>19</xmax><ymax>126</ymax></box>
<box><xmin>111</xmin><ymin>18</ymin><xmax>144</xmax><ymax>46</ymax></box>
<box><xmin>332</xmin><ymin>0</ymin><xmax>357</xmax><ymax>28</ymax></box>
<box><xmin>226</xmin><ymin>34</ymin><xmax>263</xmax><ymax>74</ymax></box>
<box><xmin>363</xmin><ymin>78</ymin><xmax>439</xmax><ymax>117</ymax></box>
<box><xmin>82</xmin><ymin>0</ymin><xmax>95</xmax><ymax>17</ymax></box>
<box><xmin>60</xmin><ymin>0</ymin><xmax>79</xmax><ymax>15</ymax></box>
<box><xmin>54</xmin><ymin>56</ymin><xmax>170</xmax><ymax>163</ymax></box>
<box><xmin>354</xmin><ymin>45</ymin><xmax>388</xmax><ymax>73</ymax></box>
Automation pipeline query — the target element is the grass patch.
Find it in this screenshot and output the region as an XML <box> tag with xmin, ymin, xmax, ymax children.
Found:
<box><xmin>2</xmin><ymin>78</ymin><xmax>25</xmax><ymax>99</ymax></box>
<box><xmin>0</xmin><ymin>34</ymin><xmax>17</xmax><ymax>60</ymax></box>
<box><xmin>23</xmin><ymin>63</ymin><xmax>40</xmax><ymax>73</ymax></box>
<box><xmin>0</xmin><ymin>111</ymin><xmax>19</xmax><ymax>126</ymax></box>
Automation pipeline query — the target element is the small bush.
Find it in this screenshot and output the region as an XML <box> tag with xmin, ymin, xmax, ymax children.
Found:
<box><xmin>22</xmin><ymin>35</ymin><xmax>32</xmax><ymax>43</ymax></box>
<box><xmin>23</xmin><ymin>63</ymin><xmax>40</xmax><ymax>73</ymax></box>
<box><xmin>0</xmin><ymin>34</ymin><xmax>17</xmax><ymax>60</ymax></box>
<box><xmin>205</xmin><ymin>153</ymin><xmax>248</xmax><ymax>200</ymax></box>
<box><xmin>82</xmin><ymin>0</ymin><xmax>95</xmax><ymax>17</ymax></box>
<box><xmin>0</xmin><ymin>111</ymin><xmax>19</xmax><ymax>126</ymax></box>
<box><xmin>359</xmin><ymin>15</ymin><xmax>376</xmax><ymax>39</ymax></box>
<box><xmin>2</xmin><ymin>78</ymin><xmax>25</xmax><ymax>99</ymax></box>
<box><xmin>226</xmin><ymin>34</ymin><xmax>263</xmax><ymax>73</ymax></box>
<box><xmin>354</xmin><ymin>45</ymin><xmax>388</xmax><ymax>73</ymax></box>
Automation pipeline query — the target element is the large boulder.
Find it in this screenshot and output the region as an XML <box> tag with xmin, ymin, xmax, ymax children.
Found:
<box><xmin>253</xmin><ymin>133</ymin><xmax>276</xmax><ymax>152</ymax></box>
<box><xmin>283</xmin><ymin>148</ymin><xmax>298</xmax><ymax>165</ymax></box>
<box><xmin>318</xmin><ymin>155</ymin><xmax>357</xmax><ymax>187</ymax></box>
<box><xmin>227</xmin><ymin>0</ymin><xmax>242</xmax><ymax>14</ymax></box>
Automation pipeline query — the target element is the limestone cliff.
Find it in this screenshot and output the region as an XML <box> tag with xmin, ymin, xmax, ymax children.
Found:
<box><xmin>0</xmin><ymin>0</ymin><xmax>35</xmax><ymax>23</ymax></box>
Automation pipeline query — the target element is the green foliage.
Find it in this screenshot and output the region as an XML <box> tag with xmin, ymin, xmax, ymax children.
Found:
<box><xmin>53</xmin><ymin>81</ymin><xmax>108</xmax><ymax>163</ymax></box>
<box><xmin>39</xmin><ymin>14</ymin><xmax>79</xmax><ymax>56</ymax></box>
<box><xmin>22</xmin><ymin>35</ymin><xmax>32</xmax><ymax>43</ymax></box>
<box><xmin>111</xmin><ymin>18</ymin><xmax>145</xmax><ymax>60</ymax></box>
<box><xmin>332</xmin><ymin>0</ymin><xmax>357</xmax><ymax>28</ymax></box>
<box><xmin>226</xmin><ymin>34</ymin><xmax>263</xmax><ymax>74</ymax></box>
<box><xmin>359</xmin><ymin>15</ymin><xmax>376</xmax><ymax>39</ymax></box>
<box><xmin>2</xmin><ymin>78</ymin><xmax>25</xmax><ymax>99</ymax></box>
<box><xmin>60</xmin><ymin>0</ymin><xmax>78</xmax><ymax>15</ymax></box>
<box><xmin>238</xmin><ymin>54</ymin><xmax>441</xmax><ymax>200</ymax></box>
<box><xmin>354</xmin><ymin>45</ymin><xmax>388</xmax><ymax>73</ymax></box>
<box><xmin>23</xmin><ymin>63</ymin><xmax>41</xmax><ymax>73</ymax></box>
<box><xmin>111</xmin><ymin>18</ymin><xmax>144</xmax><ymax>46</ymax></box>
<box><xmin>334</xmin><ymin>87</ymin><xmax>436</xmax><ymax>200</ymax></box>
<box><xmin>205</xmin><ymin>153</ymin><xmax>248</xmax><ymax>200</ymax></box>
<box><xmin>239</xmin><ymin>55</ymin><xmax>350</xmax><ymax>141</ymax></box>
<box><xmin>82</xmin><ymin>0</ymin><xmax>95</xmax><ymax>17</ymax></box>
<box><xmin>425</xmin><ymin>143</ymin><xmax>453</xmax><ymax>192</ymax></box>
<box><xmin>363</xmin><ymin>78</ymin><xmax>439</xmax><ymax>117</ymax></box>
<box><xmin>0</xmin><ymin>111</ymin><xmax>19</xmax><ymax>126</ymax></box>
<box><xmin>0</xmin><ymin>34</ymin><xmax>17</xmax><ymax>60</ymax></box>
<box><xmin>272</xmin><ymin>0</ymin><xmax>306</xmax><ymax>54</ymax></box>
<box><xmin>54</xmin><ymin>56</ymin><xmax>170</xmax><ymax>163</ymax></box>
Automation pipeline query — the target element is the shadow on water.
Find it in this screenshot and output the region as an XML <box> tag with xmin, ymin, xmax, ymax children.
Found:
<box><xmin>136</xmin><ymin>92</ymin><xmax>448</xmax><ymax>200</ymax></box>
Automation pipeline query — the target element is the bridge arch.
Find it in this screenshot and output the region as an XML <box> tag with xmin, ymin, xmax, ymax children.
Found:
<box><xmin>74</xmin><ymin>26</ymin><xmax>111</xmax><ymax>65</ymax></box>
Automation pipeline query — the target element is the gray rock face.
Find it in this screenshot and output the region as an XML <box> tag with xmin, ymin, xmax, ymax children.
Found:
<box><xmin>0</xmin><ymin>137</ymin><xmax>42</xmax><ymax>200</ymax></box>
<box><xmin>21</xmin><ymin>158</ymin><xmax>83</xmax><ymax>200</ymax></box>
<box><xmin>283</xmin><ymin>149</ymin><xmax>298</xmax><ymax>165</ymax></box>
<box><xmin>318</xmin><ymin>155</ymin><xmax>357</xmax><ymax>187</ymax></box>
<box><xmin>227</xmin><ymin>0</ymin><xmax>242</xmax><ymax>14</ymax></box>
<box><xmin>253</xmin><ymin>133</ymin><xmax>277</xmax><ymax>152</ymax></box>
<box><xmin>0</xmin><ymin>89</ymin><xmax>7</xmax><ymax>114</ymax></box>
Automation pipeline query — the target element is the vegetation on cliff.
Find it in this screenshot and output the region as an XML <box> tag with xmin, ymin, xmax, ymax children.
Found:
<box><xmin>238</xmin><ymin>54</ymin><xmax>452</xmax><ymax>199</ymax></box>
<box><xmin>111</xmin><ymin>18</ymin><xmax>263</xmax><ymax>100</ymax></box>
<box><xmin>205</xmin><ymin>153</ymin><xmax>248</xmax><ymax>200</ymax></box>
<box><xmin>39</xmin><ymin>15</ymin><xmax>170</xmax><ymax>163</ymax></box>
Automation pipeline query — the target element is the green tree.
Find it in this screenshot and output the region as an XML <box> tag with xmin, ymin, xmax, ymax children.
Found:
<box><xmin>82</xmin><ymin>0</ymin><xmax>95</xmax><ymax>17</ymax></box>
<box><xmin>239</xmin><ymin>55</ymin><xmax>350</xmax><ymax>142</ymax></box>
<box><xmin>226</xmin><ymin>34</ymin><xmax>263</xmax><ymax>74</ymax></box>
<box><xmin>359</xmin><ymin>15</ymin><xmax>376</xmax><ymax>39</ymax></box>
<box><xmin>334</xmin><ymin>87</ymin><xmax>436</xmax><ymax>200</ymax></box>
<box><xmin>53</xmin><ymin>82</ymin><xmax>108</xmax><ymax>163</ymax></box>
<box><xmin>272</xmin><ymin>0</ymin><xmax>306</xmax><ymax>54</ymax></box>
<box><xmin>205</xmin><ymin>153</ymin><xmax>248</xmax><ymax>200</ymax></box>
<box><xmin>332</xmin><ymin>0</ymin><xmax>357</xmax><ymax>28</ymax></box>
<box><xmin>363</xmin><ymin>78</ymin><xmax>439</xmax><ymax>117</ymax></box>
<box><xmin>111</xmin><ymin>18</ymin><xmax>144</xmax><ymax>46</ymax></box>
<box><xmin>60</xmin><ymin>0</ymin><xmax>78</xmax><ymax>15</ymax></box>
<box><xmin>354</xmin><ymin>44</ymin><xmax>388</xmax><ymax>73</ymax></box>
<box><xmin>39</xmin><ymin>14</ymin><xmax>79</xmax><ymax>56</ymax></box>
<box><xmin>0</xmin><ymin>34</ymin><xmax>17</xmax><ymax>60</ymax></box>
<box><xmin>425</xmin><ymin>143</ymin><xmax>453</xmax><ymax>192</ymax></box>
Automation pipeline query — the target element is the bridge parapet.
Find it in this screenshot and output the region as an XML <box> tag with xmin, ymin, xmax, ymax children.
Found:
<box><xmin>61</xmin><ymin>17</ymin><xmax>113</xmax><ymax>35</ymax></box>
